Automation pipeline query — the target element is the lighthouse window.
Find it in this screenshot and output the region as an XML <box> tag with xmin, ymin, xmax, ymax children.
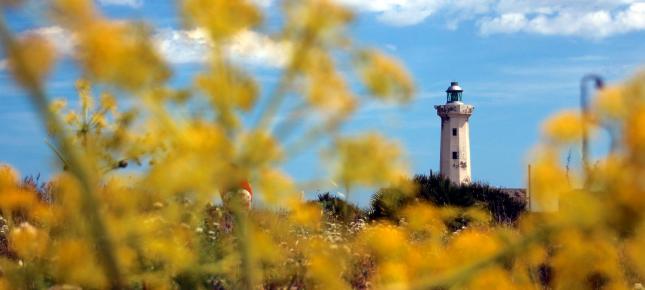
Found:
<box><xmin>452</xmin><ymin>151</ymin><xmax>459</xmax><ymax>159</ymax></box>
<box><xmin>452</xmin><ymin>128</ymin><xmax>457</xmax><ymax>136</ymax></box>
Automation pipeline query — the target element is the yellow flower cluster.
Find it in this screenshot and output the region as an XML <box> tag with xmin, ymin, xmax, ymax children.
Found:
<box><xmin>357</xmin><ymin>50</ymin><xmax>415</xmax><ymax>104</ymax></box>
<box><xmin>52</xmin><ymin>0</ymin><xmax>169</xmax><ymax>91</ymax></box>
<box><xmin>181</xmin><ymin>0</ymin><xmax>261</xmax><ymax>41</ymax></box>
<box><xmin>525</xmin><ymin>71</ymin><xmax>645</xmax><ymax>289</ymax></box>
<box><xmin>331</xmin><ymin>133</ymin><xmax>408</xmax><ymax>190</ymax></box>
<box><xmin>6</xmin><ymin>35</ymin><xmax>56</xmax><ymax>89</ymax></box>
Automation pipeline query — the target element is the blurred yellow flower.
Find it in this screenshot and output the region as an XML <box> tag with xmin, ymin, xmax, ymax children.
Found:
<box><xmin>64</xmin><ymin>111</ymin><xmax>79</xmax><ymax>124</ymax></box>
<box><xmin>542</xmin><ymin>110</ymin><xmax>586</xmax><ymax>143</ymax></box>
<box><xmin>99</xmin><ymin>93</ymin><xmax>117</xmax><ymax>113</ymax></box>
<box><xmin>50</xmin><ymin>99</ymin><xmax>67</xmax><ymax>112</ymax></box>
<box><xmin>360</xmin><ymin>224</ymin><xmax>407</xmax><ymax>259</ymax></box>
<box><xmin>195</xmin><ymin>63</ymin><xmax>258</xmax><ymax>127</ymax></box>
<box><xmin>7</xmin><ymin>35</ymin><xmax>56</xmax><ymax>88</ymax></box>
<box><xmin>181</xmin><ymin>0</ymin><xmax>261</xmax><ymax>40</ymax></box>
<box><xmin>357</xmin><ymin>50</ymin><xmax>414</xmax><ymax>103</ymax></box>
<box><xmin>332</xmin><ymin>133</ymin><xmax>408</xmax><ymax>188</ymax></box>
<box><xmin>258</xmin><ymin>169</ymin><xmax>296</xmax><ymax>206</ymax></box>
<box><xmin>53</xmin><ymin>239</ymin><xmax>108</xmax><ymax>288</ymax></box>
<box><xmin>305</xmin><ymin>50</ymin><xmax>357</xmax><ymax>117</ymax></box>
<box><xmin>402</xmin><ymin>204</ymin><xmax>445</xmax><ymax>234</ymax></box>
<box><xmin>626</xmin><ymin>106</ymin><xmax>645</xmax><ymax>154</ymax></box>
<box><xmin>594</xmin><ymin>86</ymin><xmax>627</xmax><ymax>119</ymax></box>
<box><xmin>289</xmin><ymin>197</ymin><xmax>321</xmax><ymax>228</ymax></box>
<box><xmin>76</xmin><ymin>21</ymin><xmax>169</xmax><ymax>90</ymax></box>
<box><xmin>530</xmin><ymin>148</ymin><xmax>570</xmax><ymax>212</ymax></box>
<box><xmin>9</xmin><ymin>222</ymin><xmax>49</xmax><ymax>259</ymax></box>
<box><xmin>0</xmin><ymin>165</ymin><xmax>19</xmax><ymax>189</ymax></box>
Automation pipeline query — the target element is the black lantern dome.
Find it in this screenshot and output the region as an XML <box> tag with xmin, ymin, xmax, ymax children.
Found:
<box><xmin>446</xmin><ymin>81</ymin><xmax>463</xmax><ymax>103</ymax></box>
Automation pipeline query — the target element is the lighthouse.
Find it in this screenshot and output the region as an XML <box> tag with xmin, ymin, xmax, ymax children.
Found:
<box><xmin>435</xmin><ymin>82</ymin><xmax>474</xmax><ymax>184</ymax></box>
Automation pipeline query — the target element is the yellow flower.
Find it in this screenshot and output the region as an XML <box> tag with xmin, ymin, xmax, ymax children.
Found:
<box><xmin>626</xmin><ymin>224</ymin><xmax>645</xmax><ymax>278</ymax></box>
<box><xmin>594</xmin><ymin>85</ymin><xmax>627</xmax><ymax>119</ymax></box>
<box><xmin>195</xmin><ymin>63</ymin><xmax>258</xmax><ymax>128</ymax></box>
<box><xmin>332</xmin><ymin>133</ymin><xmax>408</xmax><ymax>188</ymax></box>
<box><xmin>0</xmin><ymin>188</ymin><xmax>39</xmax><ymax>213</ymax></box>
<box><xmin>9</xmin><ymin>222</ymin><xmax>48</xmax><ymax>259</ymax></box>
<box><xmin>305</xmin><ymin>237</ymin><xmax>351</xmax><ymax>290</ymax></box>
<box><xmin>100</xmin><ymin>92</ymin><xmax>117</xmax><ymax>112</ymax></box>
<box><xmin>91</xmin><ymin>114</ymin><xmax>107</xmax><ymax>129</ymax></box>
<box><xmin>466</xmin><ymin>267</ymin><xmax>517</xmax><ymax>290</ymax></box>
<box><xmin>529</xmin><ymin>148</ymin><xmax>570</xmax><ymax>212</ymax></box>
<box><xmin>52</xmin><ymin>239</ymin><xmax>107</xmax><ymax>288</ymax></box>
<box><xmin>377</xmin><ymin>261</ymin><xmax>409</xmax><ymax>289</ymax></box>
<box><xmin>552</xmin><ymin>230</ymin><xmax>625</xmax><ymax>289</ymax></box>
<box><xmin>304</xmin><ymin>49</ymin><xmax>356</xmax><ymax>117</ymax></box>
<box><xmin>64</xmin><ymin>111</ymin><xmax>79</xmax><ymax>124</ymax></box>
<box><xmin>181</xmin><ymin>0</ymin><xmax>261</xmax><ymax>40</ymax></box>
<box><xmin>7</xmin><ymin>35</ymin><xmax>56</xmax><ymax>89</ymax></box>
<box><xmin>237</xmin><ymin>130</ymin><xmax>282</xmax><ymax>168</ymax></box>
<box><xmin>542</xmin><ymin>110</ymin><xmax>586</xmax><ymax>143</ymax></box>
<box><xmin>50</xmin><ymin>99</ymin><xmax>67</xmax><ymax>113</ymax></box>
<box><xmin>289</xmin><ymin>197</ymin><xmax>321</xmax><ymax>228</ymax></box>
<box><xmin>0</xmin><ymin>165</ymin><xmax>19</xmax><ymax>190</ymax></box>
<box><xmin>357</xmin><ymin>50</ymin><xmax>414</xmax><ymax>103</ymax></box>
<box><xmin>258</xmin><ymin>169</ymin><xmax>296</xmax><ymax>206</ymax></box>
<box><xmin>625</xmin><ymin>106</ymin><xmax>645</xmax><ymax>154</ymax></box>
<box><xmin>284</xmin><ymin>0</ymin><xmax>353</xmax><ymax>45</ymax></box>
<box><xmin>446</xmin><ymin>230</ymin><xmax>500</xmax><ymax>264</ymax></box>
<box><xmin>50</xmin><ymin>173</ymin><xmax>84</xmax><ymax>219</ymax></box>
<box><xmin>360</xmin><ymin>224</ymin><xmax>407</xmax><ymax>259</ymax></box>
<box><xmin>76</xmin><ymin>21</ymin><xmax>169</xmax><ymax>90</ymax></box>
<box><xmin>402</xmin><ymin>204</ymin><xmax>445</xmax><ymax>234</ymax></box>
<box><xmin>76</xmin><ymin>79</ymin><xmax>93</xmax><ymax>111</ymax></box>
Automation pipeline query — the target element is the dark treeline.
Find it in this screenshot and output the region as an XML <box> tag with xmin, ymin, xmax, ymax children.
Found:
<box><xmin>315</xmin><ymin>173</ymin><xmax>527</xmax><ymax>227</ymax></box>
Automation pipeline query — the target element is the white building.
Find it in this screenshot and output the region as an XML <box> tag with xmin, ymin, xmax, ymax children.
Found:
<box><xmin>435</xmin><ymin>82</ymin><xmax>474</xmax><ymax>184</ymax></box>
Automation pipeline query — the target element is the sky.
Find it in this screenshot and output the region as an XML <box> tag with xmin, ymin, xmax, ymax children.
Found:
<box><xmin>1</xmin><ymin>0</ymin><xmax>645</xmax><ymax>205</ymax></box>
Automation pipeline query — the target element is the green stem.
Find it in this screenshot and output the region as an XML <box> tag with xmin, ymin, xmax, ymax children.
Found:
<box><xmin>231</xmin><ymin>202</ymin><xmax>258</xmax><ymax>289</ymax></box>
<box><xmin>45</xmin><ymin>138</ymin><xmax>69</xmax><ymax>169</ymax></box>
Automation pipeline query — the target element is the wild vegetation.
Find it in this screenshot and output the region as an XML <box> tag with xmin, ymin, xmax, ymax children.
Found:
<box><xmin>0</xmin><ymin>0</ymin><xmax>644</xmax><ymax>289</ymax></box>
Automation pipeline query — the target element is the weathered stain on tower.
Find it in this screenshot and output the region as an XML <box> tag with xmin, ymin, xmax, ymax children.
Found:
<box><xmin>435</xmin><ymin>82</ymin><xmax>474</xmax><ymax>184</ymax></box>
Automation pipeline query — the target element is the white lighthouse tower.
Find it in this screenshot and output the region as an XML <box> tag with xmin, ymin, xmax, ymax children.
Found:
<box><xmin>435</xmin><ymin>82</ymin><xmax>474</xmax><ymax>184</ymax></box>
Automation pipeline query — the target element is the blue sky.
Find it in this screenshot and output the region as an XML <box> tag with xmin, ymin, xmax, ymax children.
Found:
<box><xmin>2</xmin><ymin>0</ymin><xmax>645</xmax><ymax>205</ymax></box>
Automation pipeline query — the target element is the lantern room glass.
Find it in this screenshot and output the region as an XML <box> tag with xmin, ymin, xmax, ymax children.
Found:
<box><xmin>447</xmin><ymin>91</ymin><xmax>462</xmax><ymax>103</ymax></box>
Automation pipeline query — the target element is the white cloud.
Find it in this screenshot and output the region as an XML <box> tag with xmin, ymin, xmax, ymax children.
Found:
<box><xmin>479</xmin><ymin>3</ymin><xmax>645</xmax><ymax>38</ymax></box>
<box><xmin>10</xmin><ymin>26</ymin><xmax>291</xmax><ymax>69</ymax></box>
<box><xmin>153</xmin><ymin>29</ymin><xmax>211</xmax><ymax>64</ymax></box>
<box><xmin>336</xmin><ymin>0</ymin><xmax>444</xmax><ymax>26</ymax></box>
<box><xmin>479</xmin><ymin>13</ymin><xmax>527</xmax><ymax>34</ymax></box>
<box><xmin>154</xmin><ymin>28</ymin><xmax>291</xmax><ymax>68</ymax></box>
<box><xmin>335</xmin><ymin>0</ymin><xmax>645</xmax><ymax>38</ymax></box>
<box><xmin>225</xmin><ymin>30</ymin><xmax>291</xmax><ymax>68</ymax></box>
<box><xmin>22</xmin><ymin>26</ymin><xmax>75</xmax><ymax>55</ymax></box>
<box><xmin>96</xmin><ymin>0</ymin><xmax>143</xmax><ymax>7</ymax></box>
<box><xmin>250</xmin><ymin>0</ymin><xmax>273</xmax><ymax>7</ymax></box>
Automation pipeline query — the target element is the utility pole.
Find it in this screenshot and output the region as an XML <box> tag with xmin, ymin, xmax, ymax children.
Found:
<box><xmin>580</xmin><ymin>74</ymin><xmax>604</xmax><ymax>183</ymax></box>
